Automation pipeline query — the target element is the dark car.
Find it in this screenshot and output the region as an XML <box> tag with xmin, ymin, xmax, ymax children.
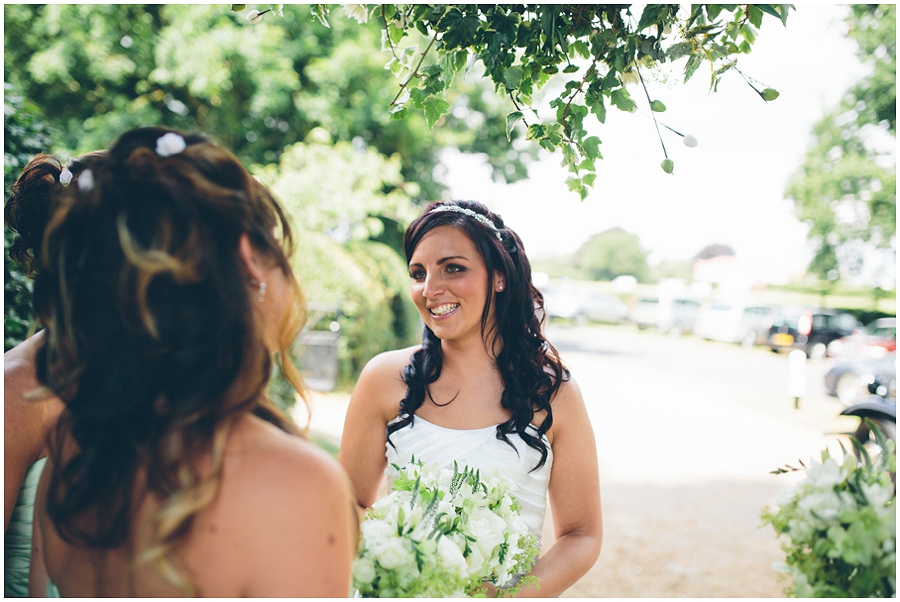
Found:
<box><xmin>824</xmin><ymin>352</ymin><xmax>897</xmax><ymax>405</ymax></box>
<box><xmin>767</xmin><ymin>307</ymin><xmax>859</xmax><ymax>359</ymax></box>
<box><xmin>827</xmin><ymin>317</ymin><xmax>896</xmax><ymax>359</ymax></box>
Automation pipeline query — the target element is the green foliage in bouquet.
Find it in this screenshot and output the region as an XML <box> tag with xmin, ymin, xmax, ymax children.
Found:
<box><xmin>761</xmin><ymin>427</ymin><xmax>896</xmax><ymax>597</ymax></box>
<box><xmin>354</xmin><ymin>459</ymin><xmax>540</xmax><ymax>597</ymax></box>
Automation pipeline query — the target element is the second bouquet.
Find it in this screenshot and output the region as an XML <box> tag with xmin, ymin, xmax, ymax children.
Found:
<box><xmin>353</xmin><ymin>458</ymin><xmax>541</xmax><ymax>597</ymax></box>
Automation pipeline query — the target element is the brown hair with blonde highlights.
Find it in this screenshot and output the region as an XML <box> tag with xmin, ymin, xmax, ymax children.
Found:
<box><xmin>31</xmin><ymin>126</ymin><xmax>307</xmax><ymax>594</ymax></box>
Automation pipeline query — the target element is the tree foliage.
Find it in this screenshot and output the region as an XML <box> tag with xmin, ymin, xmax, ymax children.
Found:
<box><xmin>574</xmin><ymin>227</ymin><xmax>649</xmax><ymax>282</ymax></box>
<box><xmin>3</xmin><ymin>3</ymin><xmax>530</xmax><ymax>202</ymax></box>
<box><xmin>4</xmin><ymin>85</ymin><xmax>51</xmax><ymax>350</ymax></box>
<box><xmin>785</xmin><ymin>5</ymin><xmax>895</xmax><ymax>286</ymax></box>
<box><xmin>313</xmin><ymin>3</ymin><xmax>792</xmax><ymax>199</ymax></box>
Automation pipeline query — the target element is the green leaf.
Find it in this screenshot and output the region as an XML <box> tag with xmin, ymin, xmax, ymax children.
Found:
<box><xmin>421</xmin><ymin>95</ymin><xmax>450</xmax><ymax>129</ymax></box>
<box><xmin>436</xmin><ymin>6</ymin><xmax>480</xmax><ymax>49</ymax></box>
<box><xmin>525</xmin><ymin>124</ymin><xmax>545</xmax><ymax>140</ymax></box>
<box><xmin>609</xmin><ymin>88</ymin><xmax>634</xmax><ymax>112</ymax></box>
<box><xmin>505</xmin><ymin>111</ymin><xmax>523</xmax><ymax>141</ymax></box>
<box><xmin>581</xmin><ymin>135</ymin><xmax>601</xmax><ymax>160</ymax></box>
<box><xmin>684</xmin><ymin>53</ymin><xmax>702</xmax><ymax>83</ymax></box>
<box><xmin>636</xmin><ymin>5</ymin><xmax>661</xmax><ymax>32</ymax></box>
<box><xmin>504</xmin><ymin>66</ymin><xmax>523</xmax><ymax>90</ymax></box>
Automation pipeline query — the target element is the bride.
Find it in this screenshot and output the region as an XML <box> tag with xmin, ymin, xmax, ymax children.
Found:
<box><xmin>340</xmin><ymin>200</ymin><xmax>602</xmax><ymax>596</ymax></box>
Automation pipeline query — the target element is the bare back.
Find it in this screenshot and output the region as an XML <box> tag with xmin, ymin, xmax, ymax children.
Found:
<box><xmin>35</xmin><ymin>413</ymin><xmax>357</xmax><ymax>597</ymax></box>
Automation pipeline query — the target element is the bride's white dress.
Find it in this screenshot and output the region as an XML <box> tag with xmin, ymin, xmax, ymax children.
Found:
<box><xmin>384</xmin><ymin>415</ymin><xmax>553</xmax><ymax>541</ymax></box>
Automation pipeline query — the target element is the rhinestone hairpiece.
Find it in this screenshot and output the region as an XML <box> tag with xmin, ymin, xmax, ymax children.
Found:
<box><xmin>429</xmin><ymin>205</ymin><xmax>502</xmax><ymax>241</ymax></box>
<box><xmin>59</xmin><ymin>159</ymin><xmax>74</xmax><ymax>186</ymax></box>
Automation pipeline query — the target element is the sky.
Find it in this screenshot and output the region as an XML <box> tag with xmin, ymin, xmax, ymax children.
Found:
<box><xmin>441</xmin><ymin>5</ymin><xmax>869</xmax><ymax>284</ymax></box>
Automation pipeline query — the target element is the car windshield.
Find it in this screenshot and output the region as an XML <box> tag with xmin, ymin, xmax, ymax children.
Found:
<box><xmin>771</xmin><ymin>309</ymin><xmax>801</xmax><ymax>328</ymax></box>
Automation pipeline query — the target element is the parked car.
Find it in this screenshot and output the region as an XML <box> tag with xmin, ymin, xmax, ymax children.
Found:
<box><xmin>630</xmin><ymin>297</ymin><xmax>701</xmax><ymax>334</ymax></box>
<box><xmin>658</xmin><ymin>298</ymin><xmax>702</xmax><ymax>335</ymax></box>
<box><xmin>767</xmin><ymin>307</ymin><xmax>860</xmax><ymax>359</ymax></box>
<box><xmin>827</xmin><ymin>317</ymin><xmax>896</xmax><ymax>359</ymax></box>
<box><xmin>630</xmin><ymin>297</ymin><xmax>660</xmax><ymax>330</ymax></box>
<box><xmin>824</xmin><ymin>352</ymin><xmax>896</xmax><ymax>405</ymax></box>
<box><xmin>694</xmin><ymin>301</ymin><xmax>774</xmax><ymax>346</ymax></box>
<box><xmin>546</xmin><ymin>289</ymin><xmax>629</xmax><ymax>325</ymax></box>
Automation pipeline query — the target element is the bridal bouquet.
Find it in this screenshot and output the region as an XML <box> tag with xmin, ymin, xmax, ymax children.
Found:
<box><xmin>353</xmin><ymin>459</ymin><xmax>540</xmax><ymax>597</ymax></box>
<box><xmin>761</xmin><ymin>432</ymin><xmax>896</xmax><ymax>597</ymax></box>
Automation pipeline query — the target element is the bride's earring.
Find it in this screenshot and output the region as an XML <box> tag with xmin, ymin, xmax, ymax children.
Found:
<box><xmin>250</xmin><ymin>278</ymin><xmax>267</xmax><ymax>303</ymax></box>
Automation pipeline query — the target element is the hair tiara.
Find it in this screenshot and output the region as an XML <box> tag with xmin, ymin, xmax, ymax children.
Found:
<box><xmin>429</xmin><ymin>204</ymin><xmax>502</xmax><ymax>241</ymax></box>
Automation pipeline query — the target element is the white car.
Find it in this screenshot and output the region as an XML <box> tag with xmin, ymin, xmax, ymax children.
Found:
<box><xmin>694</xmin><ymin>302</ymin><xmax>773</xmax><ymax>346</ymax></box>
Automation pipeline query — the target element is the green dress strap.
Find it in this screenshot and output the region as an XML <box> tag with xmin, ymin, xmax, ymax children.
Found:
<box><xmin>4</xmin><ymin>457</ymin><xmax>60</xmax><ymax>597</ymax></box>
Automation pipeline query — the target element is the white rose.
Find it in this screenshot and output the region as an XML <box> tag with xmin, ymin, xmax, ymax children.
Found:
<box><xmin>353</xmin><ymin>556</ymin><xmax>377</xmax><ymax>585</ymax></box>
<box><xmin>59</xmin><ymin>168</ymin><xmax>73</xmax><ymax>186</ymax></box>
<box><xmin>361</xmin><ymin>518</ymin><xmax>395</xmax><ymax>542</ymax></box>
<box><xmin>437</xmin><ymin>536</ymin><xmax>468</xmax><ymax>573</ymax></box>
<box><xmin>374</xmin><ymin>537</ymin><xmax>413</xmax><ymax>570</ymax></box>
<box><xmin>467</xmin><ymin>509</ymin><xmax>507</xmax><ymax>559</ymax></box>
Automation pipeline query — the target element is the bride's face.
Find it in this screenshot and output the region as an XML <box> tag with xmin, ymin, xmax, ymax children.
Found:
<box><xmin>408</xmin><ymin>225</ymin><xmax>500</xmax><ymax>344</ymax></box>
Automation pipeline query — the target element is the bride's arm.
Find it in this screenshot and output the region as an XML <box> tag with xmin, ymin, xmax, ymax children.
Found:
<box><xmin>514</xmin><ymin>376</ymin><xmax>603</xmax><ymax>597</ymax></box>
<box><xmin>339</xmin><ymin>349</ymin><xmax>410</xmax><ymax>511</ymax></box>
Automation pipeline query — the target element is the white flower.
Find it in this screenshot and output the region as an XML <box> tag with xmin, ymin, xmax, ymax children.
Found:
<box><xmin>156</xmin><ymin>132</ymin><xmax>186</xmax><ymax>157</ymax></box>
<box><xmin>341</xmin><ymin>4</ymin><xmax>368</xmax><ymax>23</ymax></box>
<box><xmin>352</xmin><ymin>556</ymin><xmax>377</xmax><ymax>585</ymax></box>
<box><xmin>374</xmin><ymin>537</ymin><xmax>413</xmax><ymax>570</ymax></box>
<box><xmin>59</xmin><ymin>167</ymin><xmax>73</xmax><ymax>186</ymax></box>
<box><xmin>797</xmin><ymin>491</ymin><xmax>846</xmax><ymax>523</ymax></box>
<box><xmin>862</xmin><ymin>482</ymin><xmax>894</xmax><ymax>512</ymax></box>
<box><xmin>437</xmin><ymin>536</ymin><xmax>468</xmax><ymax>573</ymax></box>
<box><xmin>682</xmin><ymin>134</ymin><xmax>699</xmax><ymax>147</ymax></box>
<box><xmin>803</xmin><ymin>456</ymin><xmax>844</xmax><ymax>489</ymax></box>
<box><xmin>468</xmin><ymin>507</ymin><xmax>507</xmax><ymax>560</ymax></box>
<box><xmin>77</xmin><ymin>169</ymin><xmax>94</xmax><ymax>192</ymax></box>
<box><xmin>246</xmin><ymin>9</ymin><xmax>263</xmax><ymax>23</ymax></box>
<box><xmin>360</xmin><ymin>517</ymin><xmax>394</xmax><ymax>541</ymax></box>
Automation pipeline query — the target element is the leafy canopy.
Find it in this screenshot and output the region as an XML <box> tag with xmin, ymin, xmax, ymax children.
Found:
<box><xmin>785</xmin><ymin>4</ymin><xmax>895</xmax><ymax>286</ymax></box>
<box><xmin>314</xmin><ymin>4</ymin><xmax>793</xmax><ymax>199</ymax></box>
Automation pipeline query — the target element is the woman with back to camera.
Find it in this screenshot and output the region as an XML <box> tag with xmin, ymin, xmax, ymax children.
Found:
<box><xmin>4</xmin><ymin>150</ymin><xmax>105</xmax><ymax>597</ymax></box>
<box><xmin>29</xmin><ymin>126</ymin><xmax>357</xmax><ymax>596</ymax></box>
<box><xmin>340</xmin><ymin>200</ymin><xmax>602</xmax><ymax>597</ymax></box>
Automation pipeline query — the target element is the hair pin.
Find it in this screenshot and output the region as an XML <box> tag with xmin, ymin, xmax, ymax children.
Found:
<box><xmin>156</xmin><ymin>132</ymin><xmax>187</xmax><ymax>157</ymax></box>
<box><xmin>78</xmin><ymin>169</ymin><xmax>94</xmax><ymax>192</ymax></box>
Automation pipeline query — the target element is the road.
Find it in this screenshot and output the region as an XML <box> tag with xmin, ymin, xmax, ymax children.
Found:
<box><xmin>305</xmin><ymin>323</ymin><xmax>857</xmax><ymax>597</ymax></box>
<box><xmin>545</xmin><ymin>323</ymin><xmax>854</xmax><ymax>598</ymax></box>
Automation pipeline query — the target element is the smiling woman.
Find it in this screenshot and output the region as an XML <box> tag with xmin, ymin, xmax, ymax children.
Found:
<box><xmin>340</xmin><ymin>200</ymin><xmax>603</xmax><ymax>597</ymax></box>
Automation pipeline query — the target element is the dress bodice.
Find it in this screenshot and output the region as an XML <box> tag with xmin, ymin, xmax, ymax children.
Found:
<box><xmin>384</xmin><ymin>416</ymin><xmax>553</xmax><ymax>540</ymax></box>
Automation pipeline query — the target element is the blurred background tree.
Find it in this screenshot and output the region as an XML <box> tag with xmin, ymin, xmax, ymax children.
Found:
<box><xmin>785</xmin><ymin>4</ymin><xmax>896</xmax><ymax>292</ymax></box>
<box><xmin>4</xmin><ymin>87</ymin><xmax>51</xmax><ymax>349</ymax></box>
<box><xmin>573</xmin><ymin>228</ymin><xmax>650</xmax><ymax>283</ymax></box>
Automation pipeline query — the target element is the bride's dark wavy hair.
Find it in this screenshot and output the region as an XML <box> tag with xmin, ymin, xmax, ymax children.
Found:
<box><xmin>31</xmin><ymin>126</ymin><xmax>307</xmax><ymax>594</ymax></box>
<box><xmin>387</xmin><ymin>200</ymin><xmax>568</xmax><ymax>471</ymax></box>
